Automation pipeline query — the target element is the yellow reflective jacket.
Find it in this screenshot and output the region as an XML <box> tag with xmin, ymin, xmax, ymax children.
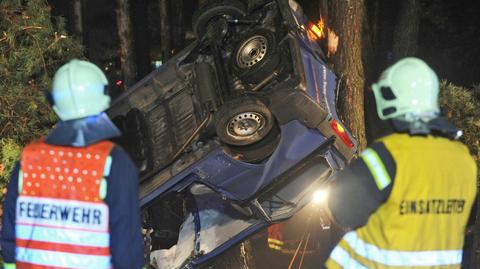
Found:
<box><xmin>327</xmin><ymin>133</ymin><xmax>477</xmax><ymax>269</ymax></box>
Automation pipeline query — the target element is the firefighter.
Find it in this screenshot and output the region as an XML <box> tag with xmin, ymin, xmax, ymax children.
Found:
<box><xmin>1</xmin><ymin>59</ymin><xmax>144</xmax><ymax>269</ymax></box>
<box><xmin>325</xmin><ymin>57</ymin><xmax>477</xmax><ymax>268</ymax></box>
<box><xmin>267</xmin><ymin>223</ymin><xmax>285</xmax><ymax>252</ymax></box>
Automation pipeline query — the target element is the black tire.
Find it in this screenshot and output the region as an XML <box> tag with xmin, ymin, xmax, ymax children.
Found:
<box><xmin>192</xmin><ymin>0</ymin><xmax>247</xmax><ymax>39</ymax></box>
<box><xmin>224</xmin><ymin>124</ymin><xmax>280</xmax><ymax>163</ymax></box>
<box><xmin>214</xmin><ymin>96</ymin><xmax>274</xmax><ymax>146</ymax></box>
<box><xmin>231</xmin><ymin>29</ymin><xmax>281</xmax><ymax>84</ymax></box>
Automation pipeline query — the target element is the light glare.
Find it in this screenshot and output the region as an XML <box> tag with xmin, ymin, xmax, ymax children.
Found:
<box><xmin>313</xmin><ymin>189</ymin><xmax>328</xmax><ymax>204</ymax></box>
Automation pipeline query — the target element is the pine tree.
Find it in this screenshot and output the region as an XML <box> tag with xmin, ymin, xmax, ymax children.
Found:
<box><xmin>326</xmin><ymin>0</ymin><xmax>368</xmax><ymax>150</ymax></box>
<box><xmin>0</xmin><ymin>0</ymin><xmax>83</xmax><ymax>199</ymax></box>
<box><xmin>440</xmin><ymin>82</ymin><xmax>480</xmax><ymax>268</ymax></box>
<box><xmin>439</xmin><ymin>82</ymin><xmax>480</xmax><ymax>163</ymax></box>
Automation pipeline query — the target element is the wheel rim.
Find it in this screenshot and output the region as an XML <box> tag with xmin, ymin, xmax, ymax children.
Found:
<box><xmin>226</xmin><ymin>112</ymin><xmax>265</xmax><ymax>141</ymax></box>
<box><xmin>236</xmin><ymin>35</ymin><xmax>268</xmax><ymax>68</ymax></box>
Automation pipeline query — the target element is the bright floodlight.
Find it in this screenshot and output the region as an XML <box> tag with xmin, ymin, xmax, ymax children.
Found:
<box><xmin>312</xmin><ymin>189</ymin><xmax>328</xmax><ymax>204</ymax></box>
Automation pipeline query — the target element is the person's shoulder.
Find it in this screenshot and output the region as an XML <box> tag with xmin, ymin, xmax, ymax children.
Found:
<box><xmin>375</xmin><ymin>133</ymin><xmax>407</xmax><ymax>144</ymax></box>
<box><xmin>109</xmin><ymin>144</ymin><xmax>138</xmax><ymax>171</ymax></box>
<box><xmin>446</xmin><ymin>139</ymin><xmax>477</xmax><ymax>170</ymax></box>
<box><xmin>368</xmin><ymin>140</ymin><xmax>391</xmax><ymax>154</ymax></box>
<box><xmin>110</xmin><ymin>143</ymin><xmax>129</xmax><ymax>156</ymax></box>
<box><xmin>360</xmin><ymin>140</ymin><xmax>393</xmax><ymax>161</ymax></box>
<box><xmin>447</xmin><ymin>138</ymin><xmax>474</xmax><ymax>153</ymax></box>
<box><xmin>357</xmin><ymin>140</ymin><xmax>397</xmax><ymax>186</ymax></box>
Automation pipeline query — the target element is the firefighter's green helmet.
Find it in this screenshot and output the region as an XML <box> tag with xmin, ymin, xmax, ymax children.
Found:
<box><xmin>371</xmin><ymin>57</ymin><xmax>440</xmax><ymax>122</ymax></box>
<box><xmin>51</xmin><ymin>59</ymin><xmax>110</xmax><ymax>121</ymax></box>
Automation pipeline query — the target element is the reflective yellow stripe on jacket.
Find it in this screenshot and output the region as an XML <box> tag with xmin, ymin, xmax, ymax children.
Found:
<box><xmin>4</xmin><ymin>263</ymin><xmax>16</xmax><ymax>269</ymax></box>
<box><xmin>329</xmin><ymin>231</ymin><xmax>463</xmax><ymax>269</ymax></box>
<box><xmin>327</xmin><ymin>134</ymin><xmax>477</xmax><ymax>269</ymax></box>
<box><xmin>268</xmin><ymin>238</ymin><xmax>284</xmax><ymax>251</ymax></box>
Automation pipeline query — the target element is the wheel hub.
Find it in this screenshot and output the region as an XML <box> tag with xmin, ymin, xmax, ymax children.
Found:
<box><xmin>236</xmin><ymin>35</ymin><xmax>268</xmax><ymax>68</ymax></box>
<box><xmin>227</xmin><ymin>112</ymin><xmax>265</xmax><ymax>139</ymax></box>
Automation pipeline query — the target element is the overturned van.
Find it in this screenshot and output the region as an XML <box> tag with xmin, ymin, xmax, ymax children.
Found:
<box><xmin>107</xmin><ymin>0</ymin><xmax>357</xmax><ymax>267</ymax></box>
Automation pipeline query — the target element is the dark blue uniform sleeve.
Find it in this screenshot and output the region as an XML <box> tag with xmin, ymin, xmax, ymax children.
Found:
<box><xmin>327</xmin><ymin>142</ymin><xmax>396</xmax><ymax>229</ymax></box>
<box><xmin>1</xmin><ymin>163</ymin><xmax>20</xmax><ymax>263</ymax></box>
<box><xmin>104</xmin><ymin>147</ymin><xmax>144</xmax><ymax>269</ymax></box>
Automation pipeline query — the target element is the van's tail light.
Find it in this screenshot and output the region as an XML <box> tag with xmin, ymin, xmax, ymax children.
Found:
<box><xmin>307</xmin><ymin>17</ymin><xmax>326</xmax><ymax>41</ymax></box>
<box><xmin>330</xmin><ymin>120</ymin><xmax>354</xmax><ymax>148</ymax></box>
<box><xmin>308</xmin><ymin>22</ymin><xmax>324</xmax><ymax>40</ymax></box>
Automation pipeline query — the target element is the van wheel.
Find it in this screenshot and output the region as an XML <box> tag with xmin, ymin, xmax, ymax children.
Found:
<box><xmin>225</xmin><ymin>124</ymin><xmax>280</xmax><ymax>163</ymax></box>
<box><xmin>231</xmin><ymin>29</ymin><xmax>280</xmax><ymax>84</ymax></box>
<box><xmin>192</xmin><ymin>0</ymin><xmax>246</xmax><ymax>39</ymax></box>
<box><xmin>214</xmin><ymin>97</ymin><xmax>274</xmax><ymax>146</ymax></box>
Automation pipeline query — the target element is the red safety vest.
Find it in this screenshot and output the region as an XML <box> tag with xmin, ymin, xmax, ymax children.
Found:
<box><xmin>15</xmin><ymin>139</ymin><xmax>114</xmax><ymax>269</ymax></box>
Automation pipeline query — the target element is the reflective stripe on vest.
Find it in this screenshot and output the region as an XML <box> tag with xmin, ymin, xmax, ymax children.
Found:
<box><xmin>327</xmin><ymin>134</ymin><xmax>476</xmax><ymax>269</ymax></box>
<box><xmin>268</xmin><ymin>243</ymin><xmax>283</xmax><ymax>251</ymax></box>
<box><xmin>3</xmin><ymin>263</ymin><xmax>15</xmax><ymax>269</ymax></box>
<box><xmin>16</xmin><ymin>140</ymin><xmax>113</xmax><ymax>269</ymax></box>
<box><xmin>267</xmin><ymin>224</ymin><xmax>284</xmax><ymax>251</ymax></box>
<box><xmin>329</xmin><ymin>244</ymin><xmax>367</xmax><ymax>269</ymax></box>
<box><xmin>16</xmin><ymin>223</ymin><xmax>109</xmax><ymax>247</ymax></box>
<box><xmin>268</xmin><ymin>238</ymin><xmax>284</xmax><ymax>251</ymax></box>
<box><xmin>360</xmin><ymin>148</ymin><xmax>391</xmax><ymax>190</ymax></box>
<box><xmin>16</xmin><ymin>247</ymin><xmax>111</xmax><ymax>269</ymax></box>
<box><xmin>331</xmin><ymin>231</ymin><xmax>463</xmax><ymax>267</ymax></box>
<box><xmin>268</xmin><ymin>238</ymin><xmax>284</xmax><ymax>246</ymax></box>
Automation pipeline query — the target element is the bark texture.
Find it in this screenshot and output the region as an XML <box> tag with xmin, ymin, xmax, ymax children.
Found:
<box><xmin>159</xmin><ymin>0</ymin><xmax>172</xmax><ymax>61</ymax></box>
<box><xmin>392</xmin><ymin>0</ymin><xmax>420</xmax><ymax>59</ymax></box>
<box><xmin>132</xmin><ymin>0</ymin><xmax>151</xmax><ymax>79</ymax></box>
<box><xmin>72</xmin><ymin>0</ymin><xmax>84</xmax><ymax>42</ymax></box>
<box><xmin>328</xmin><ymin>0</ymin><xmax>368</xmax><ymax>150</ymax></box>
<box><xmin>172</xmin><ymin>0</ymin><xmax>184</xmax><ymax>54</ymax></box>
<box><xmin>116</xmin><ymin>0</ymin><xmax>137</xmax><ymax>88</ymax></box>
<box><xmin>370</xmin><ymin>0</ymin><xmax>380</xmax><ymax>53</ymax></box>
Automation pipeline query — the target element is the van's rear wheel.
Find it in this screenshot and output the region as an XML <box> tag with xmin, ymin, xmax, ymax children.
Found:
<box><xmin>215</xmin><ymin>96</ymin><xmax>279</xmax><ymax>163</ymax></box>
<box><xmin>214</xmin><ymin>97</ymin><xmax>273</xmax><ymax>146</ymax></box>
<box><xmin>225</xmin><ymin>124</ymin><xmax>280</xmax><ymax>163</ymax></box>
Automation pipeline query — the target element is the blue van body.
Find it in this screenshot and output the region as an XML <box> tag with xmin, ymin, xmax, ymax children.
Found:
<box><xmin>108</xmin><ymin>0</ymin><xmax>357</xmax><ymax>267</ymax></box>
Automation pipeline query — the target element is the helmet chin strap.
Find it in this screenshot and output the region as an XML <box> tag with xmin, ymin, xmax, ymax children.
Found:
<box><xmin>391</xmin><ymin>116</ymin><xmax>463</xmax><ymax>140</ymax></box>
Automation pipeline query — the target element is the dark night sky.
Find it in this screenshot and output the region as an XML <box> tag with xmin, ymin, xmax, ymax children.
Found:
<box><xmin>49</xmin><ymin>0</ymin><xmax>480</xmax><ymax>88</ymax></box>
<box><xmin>417</xmin><ymin>0</ymin><xmax>480</xmax><ymax>86</ymax></box>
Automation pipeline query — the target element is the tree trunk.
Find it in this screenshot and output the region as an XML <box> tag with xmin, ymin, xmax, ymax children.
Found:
<box><xmin>132</xmin><ymin>0</ymin><xmax>151</xmax><ymax>79</ymax></box>
<box><xmin>72</xmin><ymin>0</ymin><xmax>84</xmax><ymax>42</ymax></box>
<box><xmin>328</xmin><ymin>0</ymin><xmax>368</xmax><ymax>150</ymax></box>
<box><xmin>171</xmin><ymin>0</ymin><xmax>184</xmax><ymax>54</ymax></box>
<box><xmin>319</xmin><ymin>0</ymin><xmax>328</xmax><ymax>20</ymax></box>
<box><xmin>392</xmin><ymin>0</ymin><xmax>420</xmax><ymax>60</ymax></box>
<box><xmin>116</xmin><ymin>0</ymin><xmax>137</xmax><ymax>88</ymax></box>
<box><xmin>159</xmin><ymin>0</ymin><xmax>172</xmax><ymax>61</ymax></box>
<box><xmin>362</xmin><ymin>0</ymin><xmax>395</xmax><ymax>142</ymax></box>
<box><xmin>370</xmin><ymin>0</ymin><xmax>380</xmax><ymax>53</ymax></box>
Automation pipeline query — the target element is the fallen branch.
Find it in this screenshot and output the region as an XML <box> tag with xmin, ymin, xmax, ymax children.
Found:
<box><xmin>21</xmin><ymin>26</ymin><xmax>44</xmax><ymax>31</ymax></box>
